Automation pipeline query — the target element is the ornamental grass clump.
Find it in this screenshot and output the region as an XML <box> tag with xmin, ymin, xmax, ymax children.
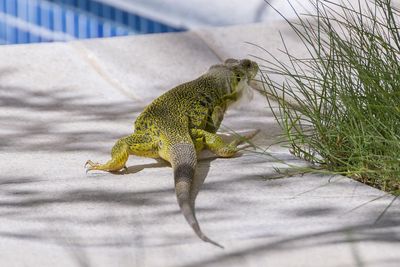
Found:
<box><xmin>259</xmin><ymin>0</ymin><xmax>400</xmax><ymax>194</ymax></box>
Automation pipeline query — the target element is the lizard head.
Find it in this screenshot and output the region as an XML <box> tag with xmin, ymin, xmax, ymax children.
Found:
<box><xmin>224</xmin><ymin>58</ymin><xmax>259</xmax><ymax>82</ymax></box>
<box><xmin>209</xmin><ymin>58</ymin><xmax>259</xmax><ymax>104</ymax></box>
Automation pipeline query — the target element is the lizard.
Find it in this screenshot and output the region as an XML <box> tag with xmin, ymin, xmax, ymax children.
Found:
<box><xmin>85</xmin><ymin>58</ymin><xmax>259</xmax><ymax>248</ymax></box>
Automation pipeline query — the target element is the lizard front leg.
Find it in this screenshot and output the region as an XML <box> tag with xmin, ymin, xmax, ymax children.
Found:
<box><xmin>205</xmin><ymin>105</ymin><xmax>225</xmax><ymax>133</ymax></box>
<box><xmin>85</xmin><ymin>133</ymin><xmax>157</xmax><ymax>172</ymax></box>
<box><xmin>191</xmin><ymin>129</ymin><xmax>259</xmax><ymax>158</ymax></box>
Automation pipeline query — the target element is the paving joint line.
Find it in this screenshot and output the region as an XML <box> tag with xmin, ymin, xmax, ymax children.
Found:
<box><xmin>192</xmin><ymin>30</ymin><xmax>224</xmax><ymax>63</ymax></box>
<box><xmin>70</xmin><ymin>41</ymin><xmax>143</xmax><ymax>103</ymax></box>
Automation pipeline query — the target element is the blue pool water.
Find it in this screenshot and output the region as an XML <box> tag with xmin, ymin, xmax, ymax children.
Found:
<box><xmin>0</xmin><ymin>0</ymin><xmax>184</xmax><ymax>45</ymax></box>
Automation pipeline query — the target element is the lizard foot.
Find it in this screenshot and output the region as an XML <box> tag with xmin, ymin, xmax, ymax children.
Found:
<box><xmin>227</xmin><ymin>129</ymin><xmax>260</xmax><ymax>153</ymax></box>
<box><xmin>85</xmin><ymin>160</ymin><xmax>103</xmax><ymax>173</ymax></box>
<box><xmin>85</xmin><ymin>160</ymin><xmax>127</xmax><ymax>173</ymax></box>
<box><xmin>231</xmin><ymin>129</ymin><xmax>260</xmax><ymax>147</ymax></box>
<box><xmin>214</xmin><ymin>129</ymin><xmax>260</xmax><ymax>157</ymax></box>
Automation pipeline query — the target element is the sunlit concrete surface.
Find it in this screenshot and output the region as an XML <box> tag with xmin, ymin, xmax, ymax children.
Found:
<box><xmin>95</xmin><ymin>0</ymin><xmax>388</xmax><ymax>28</ymax></box>
<box><xmin>0</xmin><ymin>21</ymin><xmax>399</xmax><ymax>267</ymax></box>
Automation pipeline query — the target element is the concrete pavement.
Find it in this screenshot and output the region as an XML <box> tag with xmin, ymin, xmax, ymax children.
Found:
<box><xmin>0</xmin><ymin>21</ymin><xmax>399</xmax><ymax>267</ymax></box>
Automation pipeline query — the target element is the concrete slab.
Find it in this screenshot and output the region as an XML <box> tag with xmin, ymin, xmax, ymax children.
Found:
<box><xmin>95</xmin><ymin>0</ymin><xmax>384</xmax><ymax>28</ymax></box>
<box><xmin>0</xmin><ymin>26</ymin><xmax>399</xmax><ymax>267</ymax></box>
<box><xmin>73</xmin><ymin>32</ymin><xmax>220</xmax><ymax>101</ymax></box>
<box><xmin>194</xmin><ymin>21</ymin><xmax>301</xmax><ymax>62</ymax></box>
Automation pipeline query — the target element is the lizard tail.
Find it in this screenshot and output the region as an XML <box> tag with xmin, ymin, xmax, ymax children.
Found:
<box><xmin>170</xmin><ymin>143</ymin><xmax>224</xmax><ymax>249</ymax></box>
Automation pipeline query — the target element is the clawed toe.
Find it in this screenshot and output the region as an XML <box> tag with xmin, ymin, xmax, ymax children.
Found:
<box><xmin>231</xmin><ymin>129</ymin><xmax>260</xmax><ymax>147</ymax></box>
<box><xmin>245</xmin><ymin>129</ymin><xmax>260</xmax><ymax>140</ymax></box>
<box><xmin>85</xmin><ymin>160</ymin><xmax>93</xmax><ymax>168</ymax></box>
<box><xmin>84</xmin><ymin>160</ymin><xmax>126</xmax><ymax>173</ymax></box>
<box><xmin>85</xmin><ymin>160</ymin><xmax>101</xmax><ymax>173</ymax></box>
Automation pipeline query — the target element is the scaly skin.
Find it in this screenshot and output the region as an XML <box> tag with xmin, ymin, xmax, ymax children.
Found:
<box><xmin>86</xmin><ymin>58</ymin><xmax>259</xmax><ymax>248</ymax></box>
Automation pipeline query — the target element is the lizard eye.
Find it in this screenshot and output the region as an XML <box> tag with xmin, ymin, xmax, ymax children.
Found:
<box><xmin>236</xmin><ymin>76</ymin><xmax>241</xmax><ymax>83</ymax></box>
<box><xmin>242</xmin><ymin>59</ymin><xmax>251</xmax><ymax>68</ymax></box>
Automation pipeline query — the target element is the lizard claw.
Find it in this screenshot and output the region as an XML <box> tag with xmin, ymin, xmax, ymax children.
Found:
<box><xmin>232</xmin><ymin>129</ymin><xmax>260</xmax><ymax>146</ymax></box>
<box><xmin>85</xmin><ymin>160</ymin><xmax>100</xmax><ymax>173</ymax></box>
<box><xmin>246</xmin><ymin>129</ymin><xmax>261</xmax><ymax>139</ymax></box>
<box><xmin>84</xmin><ymin>160</ymin><xmax>90</xmax><ymax>168</ymax></box>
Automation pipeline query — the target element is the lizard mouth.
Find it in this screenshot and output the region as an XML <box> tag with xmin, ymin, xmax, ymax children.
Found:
<box><xmin>246</xmin><ymin>61</ymin><xmax>259</xmax><ymax>81</ymax></box>
<box><xmin>252</xmin><ymin>63</ymin><xmax>260</xmax><ymax>79</ymax></box>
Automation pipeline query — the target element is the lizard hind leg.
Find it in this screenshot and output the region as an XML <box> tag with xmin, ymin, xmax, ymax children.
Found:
<box><xmin>85</xmin><ymin>133</ymin><xmax>156</xmax><ymax>173</ymax></box>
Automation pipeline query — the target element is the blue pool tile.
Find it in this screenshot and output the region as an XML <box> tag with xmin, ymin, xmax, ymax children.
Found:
<box><xmin>0</xmin><ymin>0</ymin><xmax>185</xmax><ymax>44</ymax></box>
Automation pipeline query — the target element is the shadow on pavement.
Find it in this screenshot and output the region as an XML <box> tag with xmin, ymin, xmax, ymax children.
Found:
<box><xmin>0</xmin><ymin>69</ymin><xmax>145</xmax><ymax>153</ymax></box>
